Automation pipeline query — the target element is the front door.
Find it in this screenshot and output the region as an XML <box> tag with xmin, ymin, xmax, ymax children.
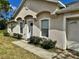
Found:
<box><xmin>27</xmin><ymin>20</ymin><xmax>33</xmax><ymax>38</ymax></box>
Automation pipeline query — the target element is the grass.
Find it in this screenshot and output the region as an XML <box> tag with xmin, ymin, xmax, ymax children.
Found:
<box><xmin>0</xmin><ymin>30</ymin><xmax>41</xmax><ymax>59</ymax></box>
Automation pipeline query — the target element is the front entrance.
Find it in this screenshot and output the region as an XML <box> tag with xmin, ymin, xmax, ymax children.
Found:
<box><xmin>66</xmin><ymin>17</ymin><xmax>79</xmax><ymax>51</ymax></box>
<box><xmin>27</xmin><ymin>20</ymin><xmax>33</xmax><ymax>38</ymax></box>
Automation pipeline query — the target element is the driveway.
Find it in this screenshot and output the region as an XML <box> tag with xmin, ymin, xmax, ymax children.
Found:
<box><xmin>67</xmin><ymin>40</ymin><xmax>79</xmax><ymax>52</ymax></box>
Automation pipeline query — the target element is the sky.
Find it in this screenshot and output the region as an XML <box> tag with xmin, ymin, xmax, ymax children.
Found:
<box><xmin>2</xmin><ymin>0</ymin><xmax>78</xmax><ymax>20</ymax></box>
<box><xmin>9</xmin><ymin>0</ymin><xmax>21</xmax><ymax>10</ymax></box>
<box><xmin>8</xmin><ymin>0</ymin><xmax>79</xmax><ymax>9</ymax></box>
<box><xmin>60</xmin><ymin>0</ymin><xmax>78</xmax><ymax>4</ymax></box>
<box><xmin>3</xmin><ymin>0</ymin><xmax>21</xmax><ymax>19</ymax></box>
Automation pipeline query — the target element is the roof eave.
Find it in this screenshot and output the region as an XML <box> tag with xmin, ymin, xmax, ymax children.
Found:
<box><xmin>12</xmin><ymin>0</ymin><xmax>26</xmax><ymax>20</ymax></box>
<box><xmin>45</xmin><ymin>0</ymin><xmax>58</xmax><ymax>3</ymax></box>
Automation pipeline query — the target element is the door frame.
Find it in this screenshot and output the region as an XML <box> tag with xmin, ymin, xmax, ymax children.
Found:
<box><xmin>27</xmin><ymin>19</ymin><xmax>34</xmax><ymax>38</ymax></box>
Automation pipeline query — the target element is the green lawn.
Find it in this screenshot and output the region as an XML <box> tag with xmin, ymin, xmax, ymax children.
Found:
<box><xmin>0</xmin><ymin>30</ymin><xmax>41</xmax><ymax>59</ymax></box>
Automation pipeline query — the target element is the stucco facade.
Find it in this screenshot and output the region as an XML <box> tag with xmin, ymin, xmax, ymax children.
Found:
<box><xmin>7</xmin><ymin>0</ymin><xmax>79</xmax><ymax>50</ymax></box>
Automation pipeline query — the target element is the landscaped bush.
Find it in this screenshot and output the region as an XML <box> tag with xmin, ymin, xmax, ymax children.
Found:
<box><xmin>13</xmin><ymin>33</ymin><xmax>22</xmax><ymax>39</ymax></box>
<box><xmin>41</xmin><ymin>40</ymin><xmax>57</xmax><ymax>49</ymax></box>
<box><xmin>3</xmin><ymin>31</ymin><xmax>10</xmax><ymax>36</ymax></box>
<box><xmin>27</xmin><ymin>36</ymin><xmax>57</xmax><ymax>49</ymax></box>
<box><xmin>27</xmin><ymin>36</ymin><xmax>42</xmax><ymax>45</ymax></box>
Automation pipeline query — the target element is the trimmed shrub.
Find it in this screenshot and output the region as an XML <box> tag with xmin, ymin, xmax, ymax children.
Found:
<box><xmin>40</xmin><ymin>38</ymin><xmax>48</xmax><ymax>44</ymax></box>
<box><xmin>27</xmin><ymin>36</ymin><xmax>57</xmax><ymax>49</ymax></box>
<box><xmin>3</xmin><ymin>31</ymin><xmax>10</xmax><ymax>36</ymax></box>
<box><xmin>13</xmin><ymin>33</ymin><xmax>22</xmax><ymax>39</ymax></box>
<box><xmin>41</xmin><ymin>40</ymin><xmax>57</xmax><ymax>49</ymax></box>
<box><xmin>27</xmin><ymin>36</ymin><xmax>42</xmax><ymax>45</ymax></box>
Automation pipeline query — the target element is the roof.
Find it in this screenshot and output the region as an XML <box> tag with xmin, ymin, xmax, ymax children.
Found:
<box><xmin>65</xmin><ymin>0</ymin><xmax>79</xmax><ymax>5</ymax></box>
<box><xmin>56</xmin><ymin>2</ymin><xmax>79</xmax><ymax>14</ymax></box>
<box><xmin>12</xmin><ymin>0</ymin><xmax>26</xmax><ymax>19</ymax></box>
<box><xmin>45</xmin><ymin>0</ymin><xmax>58</xmax><ymax>3</ymax></box>
<box><xmin>7</xmin><ymin>20</ymin><xmax>17</xmax><ymax>24</ymax></box>
<box><xmin>11</xmin><ymin>0</ymin><xmax>58</xmax><ymax>20</ymax></box>
<box><xmin>11</xmin><ymin>0</ymin><xmax>64</xmax><ymax>19</ymax></box>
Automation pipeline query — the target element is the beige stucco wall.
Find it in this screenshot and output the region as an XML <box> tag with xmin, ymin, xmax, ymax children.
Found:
<box><xmin>33</xmin><ymin>20</ymin><xmax>41</xmax><ymax>37</ymax></box>
<box><xmin>50</xmin><ymin>11</ymin><xmax>79</xmax><ymax>49</ymax></box>
<box><xmin>64</xmin><ymin>11</ymin><xmax>79</xmax><ymax>19</ymax></box>
<box><xmin>16</xmin><ymin>0</ymin><xmax>59</xmax><ymax>38</ymax></box>
<box><xmin>7</xmin><ymin>24</ymin><xmax>13</xmax><ymax>36</ymax></box>
<box><xmin>12</xmin><ymin>0</ymin><xmax>67</xmax><ymax>49</ymax></box>
<box><xmin>50</xmin><ymin>14</ymin><xmax>67</xmax><ymax>49</ymax></box>
<box><xmin>15</xmin><ymin>7</ymin><xmax>26</xmax><ymax>20</ymax></box>
<box><xmin>36</xmin><ymin>12</ymin><xmax>51</xmax><ymax>37</ymax></box>
<box><xmin>25</xmin><ymin>0</ymin><xmax>58</xmax><ymax>13</ymax></box>
<box><xmin>15</xmin><ymin>0</ymin><xmax>58</xmax><ymax>20</ymax></box>
<box><xmin>33</xmin><ymin>12</ymin><xmax>67</xmax><ymax>49</ymax></box>
<box><xmin>13</xmin><ymin>24</ymin><xmax>20</xmax><ymax>34</ymax></box>
<box><xmin>15</xmin><ymin>7</ymin><xmax>36</xmax><ymax>21</ymax></box>
<box><xmin>7</xmin><ymin>23</ymin><xmax>20</xmax><ymax>36</ymax></box>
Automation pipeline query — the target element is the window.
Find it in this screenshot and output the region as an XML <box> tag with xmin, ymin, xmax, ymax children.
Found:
<box><xmin>41</xmin><ymin>19</ymin><xmax>49</xmax><ymax>37</ymax></box>
<box><xmin>11</xmin><ymin>24</ymin><xmax>13</xmax><ymax>32</ymax></box>
<box><xmin>20</xmin><ymin>22</ymin><xmax>23</xmax><ymax>33</ymax></box>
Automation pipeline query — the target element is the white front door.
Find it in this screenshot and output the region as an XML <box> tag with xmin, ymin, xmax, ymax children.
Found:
<box><xmin>27</xmin><ymin>20</ymin><xmax>33</xmax><ymax>38</ymax></box>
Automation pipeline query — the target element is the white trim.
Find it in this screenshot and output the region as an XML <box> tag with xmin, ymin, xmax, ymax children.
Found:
<box><xmin>65</xmin><ymin>14</ymin><xmax>79</xmax><ymax>18</ymax></box>
<box><xmin>52</xmin><ymin>8</ymin><xmax>59</xmax><ymax>14</ymax></box>
<box><xmin>64</xmin><ymin>14</ymin><xmax>79</xmax><ymax>47</ymax></box>
<box><xmin>64</xmin><ymin>14</ymin><xmax>79</xmax><ymax>30</ymax></box>
<box><xmin>39</xmin><ymin>17</ymin><xmax>50</xmax><ymax>37</ymax></box>
<box><xmin>27</xmin><ymin>18</ymin><xmax>34</xmax><ymax>38</ymax></box>
<box><xmin>58</xmin><ymin>1</ymin><xmax>66</xmax><ymax>8</ymax></box>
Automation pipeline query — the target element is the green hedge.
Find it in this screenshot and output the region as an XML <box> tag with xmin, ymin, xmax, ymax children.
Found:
<box><xmin>27</xmin><ymin>36</ymin><xmax>57</xmax><ymax>49</ymax></box>
<box><xmin>3</xmin><ymin>31</ymin><xmax>10</xmax><ymax>36</ymax></box>
<box><xmin>41</xmin><ymin>40</ymin><xmax>57</xmax><ymax>49</ymax></box>
<box><xmin>13</xmin><ymin>33</ymin><xmax>22</xmax><ymax>39</ymax></box>
<box><xmin>27</xmin><ymin>36</ymin><xmax>42</xmax><ymax>45</ymax></box>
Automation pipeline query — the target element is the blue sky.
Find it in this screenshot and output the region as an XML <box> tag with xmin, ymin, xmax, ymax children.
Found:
<box><xmin>9</xmin><ymin>0</ymin><xmax>21</xmax><ymax>8</ymax></box>
<box><xmin>8</xmin><ymin>0</ymin><xmax>79</xmax><ymax>8</ymax></box>
<box><xmin>60</xmin><ymin>0</ymin><xmax>78</xmax><ymax>4</ymax></box>
<box><xmin>2</xmin><ymin>0</ymin><xmax>78</xmax><ymax>20</ymax></box>
<box><xmin>3</xmin><ymin>0</ymin><xmax>21</xmax><ymax>19</ymax></box>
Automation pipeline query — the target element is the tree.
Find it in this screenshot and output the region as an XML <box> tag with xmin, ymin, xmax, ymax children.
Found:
<box><xmin>0</xmin><ymin>0</ymin><xmax>12</xmax><ymax>19</ymax></box>
<box><xmin>0</xmin><ymin>19</ymin><xmax>7</xmax><ymax>30</ymax></box>
<box><xmin>0</xmin><ymin>0</ymin><xmax>11</xmax><ymax>12</ymax></box>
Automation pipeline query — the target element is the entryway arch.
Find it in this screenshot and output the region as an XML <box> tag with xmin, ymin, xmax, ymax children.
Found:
<box><xmin>24</xmin><ymin>15</ymin><xmax>34</xmax><ymax>38</ymax></box>
<box><xmin>16</xmin><ymin>17</ymin><xmax>24</xmax><ymax>34</ymax></box>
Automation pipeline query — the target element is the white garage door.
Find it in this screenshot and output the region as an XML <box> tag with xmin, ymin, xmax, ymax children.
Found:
<box><xmin>67</xmin><ymin>18</ymin><xmax>79</xmax><ymax>51</ymax></box>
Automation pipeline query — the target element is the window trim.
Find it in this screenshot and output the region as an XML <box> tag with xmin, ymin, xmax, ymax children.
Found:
<box><xmin>40</xmin><ymin>18</ymin><xmax>50</xmax><ymax>37</ymax></box>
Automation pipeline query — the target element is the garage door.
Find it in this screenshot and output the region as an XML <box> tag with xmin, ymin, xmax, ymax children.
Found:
<box><xmin>67</xmin><ymin>18</ymin><xmax>79</xmax><ymax>51</ymax></box>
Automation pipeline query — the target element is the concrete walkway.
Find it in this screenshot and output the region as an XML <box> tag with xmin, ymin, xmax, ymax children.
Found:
<box><xmin>12</xmin><ymin>40</ymin><xmax>57</xmax><ymax>59</ymax></box>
